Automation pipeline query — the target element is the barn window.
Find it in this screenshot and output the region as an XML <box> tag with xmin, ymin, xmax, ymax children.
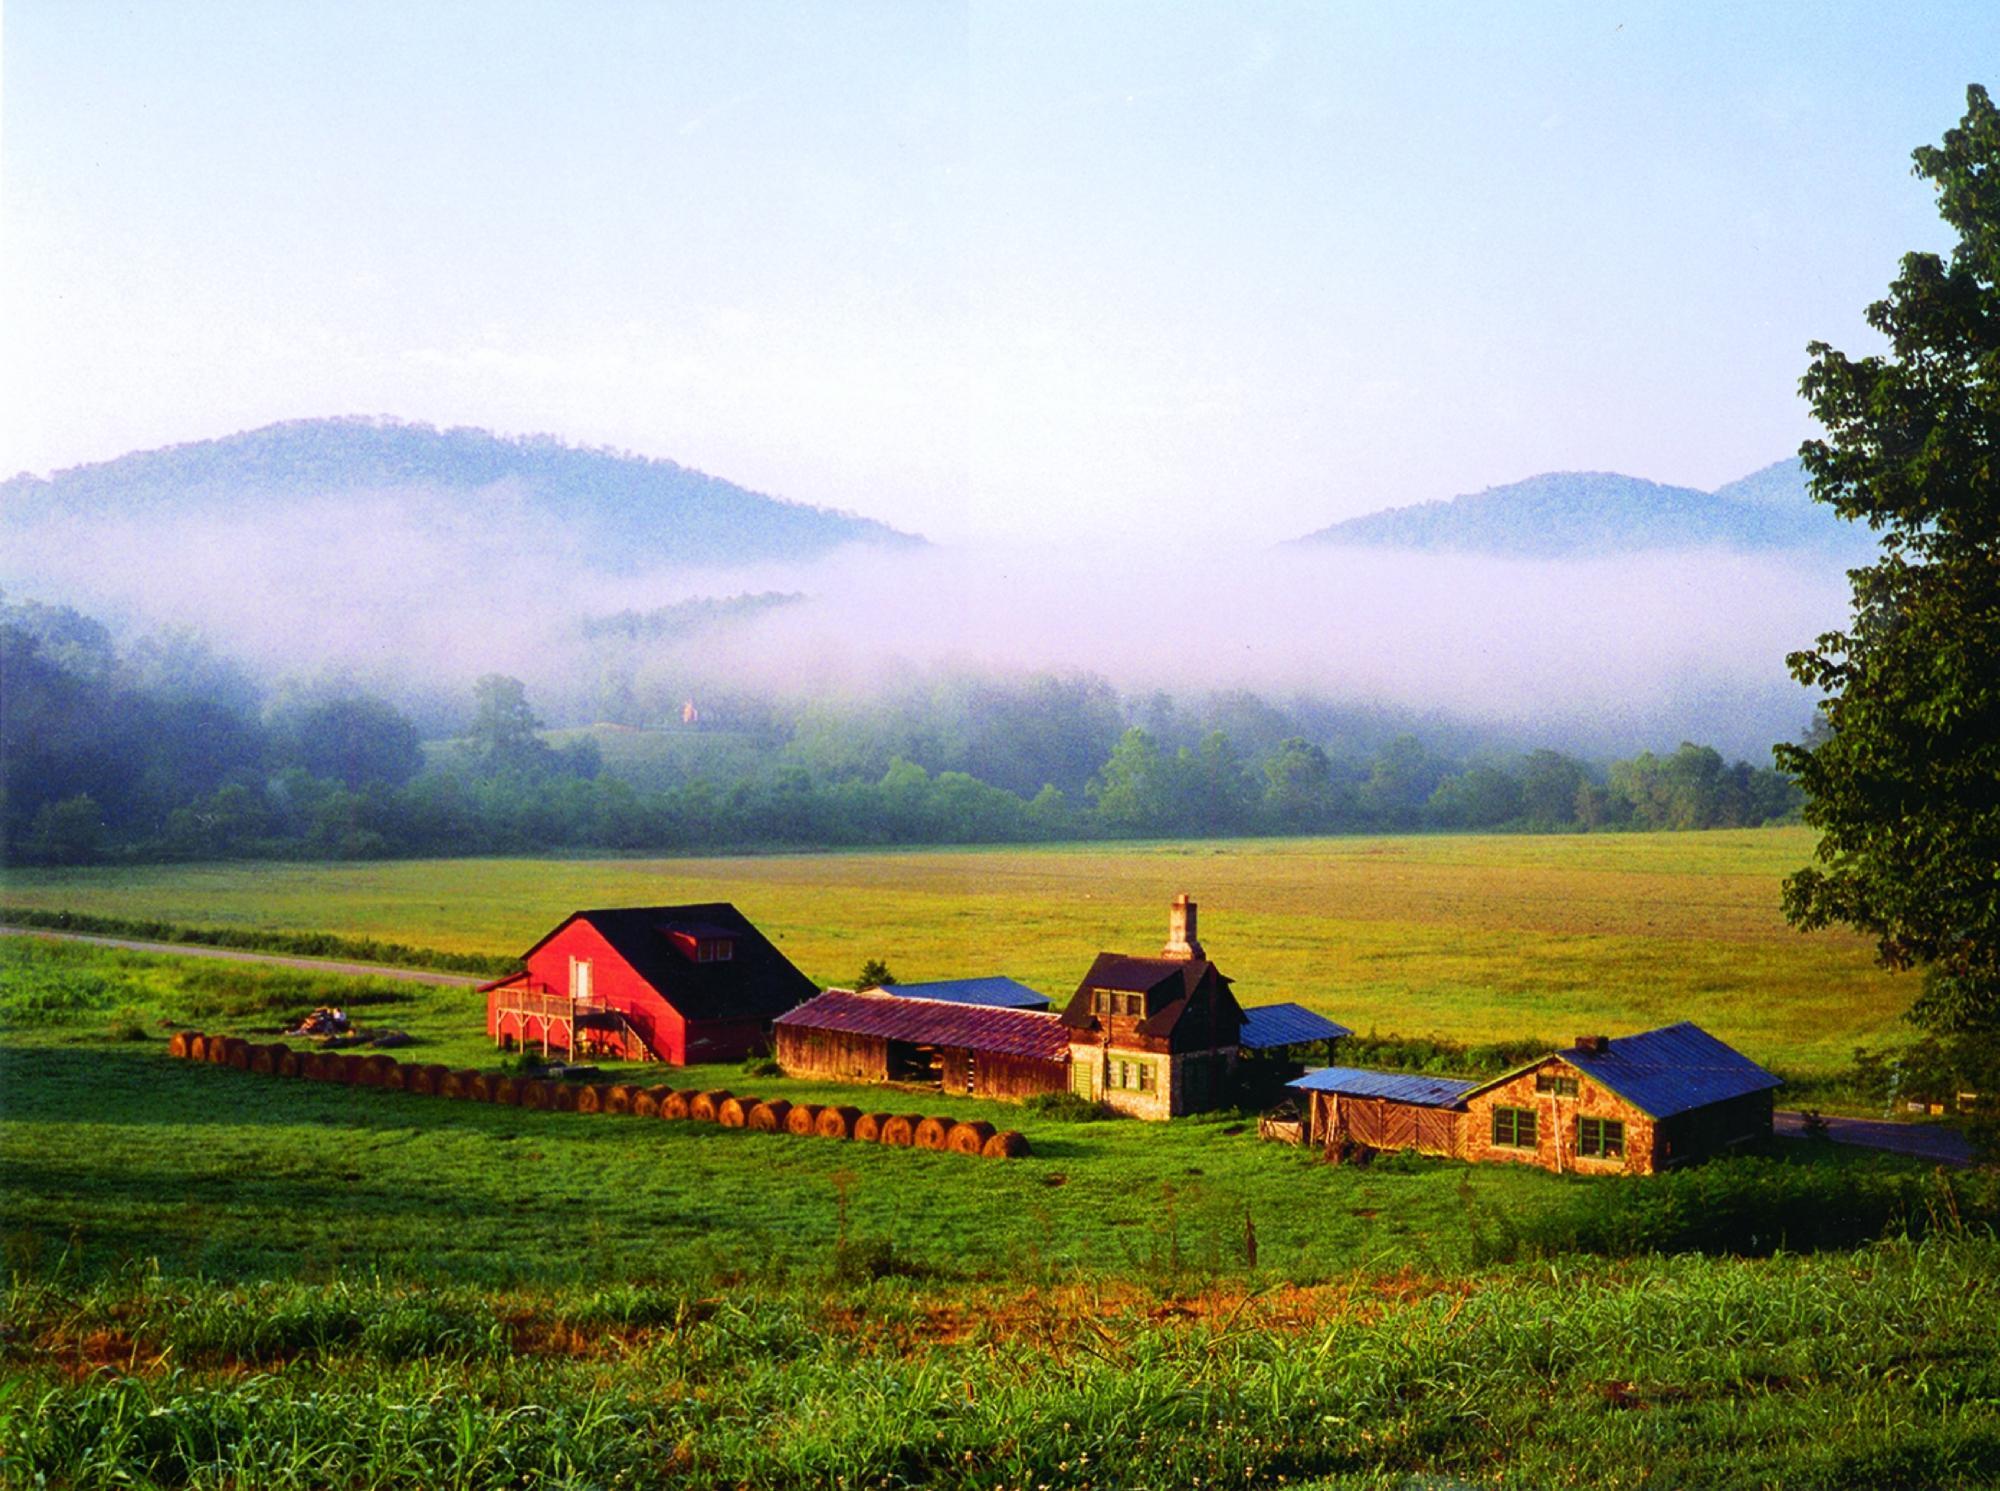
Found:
<box><xmin>1577</xmin><ymin>1117</ymin><xmax>1625</xmax><ymax>1157</ymax></box>
<box><xmin>1534</xmin><ymin>1073</ymin><xmax>1579</xmax><ymax>1097</ymax></box>
<box><xmin>1491</xmin><ymin>1107</ymin><xmax>1537</xmax><ymax>1148</ymax></box>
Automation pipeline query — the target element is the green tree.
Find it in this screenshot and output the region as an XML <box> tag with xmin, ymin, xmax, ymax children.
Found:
<box><xmin>1776</xmin><ymin>86</ymin><xmax>2000</xmax><ymax>1035</ymax></box>
<box><xmin>854</xmin><ymin>959</ymin><xmax>896</xmax><ymax>991</ymax></box>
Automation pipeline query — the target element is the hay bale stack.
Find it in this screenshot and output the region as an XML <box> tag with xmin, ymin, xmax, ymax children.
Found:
<box><xmin>490</xmin><ymin>1076</ymin><xmax>523</xmax><ymax>1106</ymax></box>
<box><xmin>913</xmin><ymin>1116</ymin><xmax>954</xmax><ymax>1152</ymax></box>
<box><xmin>947</xmin><ymin>1120</ymin><xmax>997</xmax><ymax>1156</ymax></box>
<box><xmin>383</xmin><ymin>1063</ymin><xmax>412</xmax><ymax>1091</ymax></box>
<box><xmin>334</xmin><ymin>1054</ymin><xmax>366</xmax><ymax>1085</ymax></box>
<box><xmin>299</xmin><ymin>1051</ymin><xmax>332</xmax><ymax>1081</ymax></box>
<box><xmin>403</xmin><ymin>1064</ymin><xmax>439</xmax><ymax>1096</ymax></box>
<box><xmin>275</xmin><ymin>1049</ymin><xmax>302</xmax><ymax>1078</ymax></box>
<box><xmin>604</xmin><ymin>1084</ymin><xmax>642</xmax><ymax>1115</ymax></box>
<box><xmin>816</xmin><ymin>1105</ymin><xmax>864</xmax><ymax>1140</ymax></box>
<box><xmin>220</xmin><ymin>1039</ymin><xmax>251</xmax><ymax>1070</ymax></box>
<box><xmin>189</xmin><ymin>1034</ymin><xmax>212</xmax><ymax>1062</ymax></box>
<box><xmin>747</xmin><ymin>1099</ymin><xmax>793</xmax><ymax>1133</ymax></box>
<box><xmin>549</xmin><ymin>1082</ymin><xmax>580</xmax><ymax>1112</ymax></box>
<box><xmin>982</xmin><ymin>1130</ymin><xmax>1032</xmax><ymax>1159</ymax></box>
<box><xmin>632</xmin><ymin>1086</ymin><xmax>672</xmax><ymax>1118</ymax></box>
<box><xmin>661</xmin><ymin>1089</ymin><xmax>694</xmax><ymax>1119</ymax></box>
<box><xmin>575</xmin><ymin>1084</ymin><xmax>611</xmax><ymax>1114</ymax></box>
<box><xmin>168</xmin><ymin>1031</ymin><xmax>198</xmax><ymax>1060</ymax></box>
<box><xmin>246</xmin><ymin>1044</ymin><xmax>276</xmax><ymax>1075</ymax></box>
<box><xmin>717</xmin><ymin>1095</ymin><xmax>760</xmax><ymax>1127</ymax></box>
<box><xmin>879</xmin><ymin>1114</ymin><xmax>925</xmax><ymax>1147</ymax></box>
<box><xmin>440</xmin><ymin>1069</ymin><xmax>479</xmax><ymax>1099</ymax></box>
<box><xmin>205</xmin><ymin>1036</ymin><xmax>232</xmax><ymax>1065</ymax></box>
<box><xmin>357</xmin><ymin>1054</ymin><xmax>399</xmax><ymax>1087</ymax></box>
<box><xmin>785</xmin><ymin>1103</ymin><xmax>825</xmax><ymax>1137</ymax></box>
<box><xmin>690</xmin><ymin>1090</ymin><xmax>733</xmax><ymax>1123</ymax></box>
<box><xmin>853</xmin><ymin>1112</ymin><xmax>894</xmax><ymax>1143</ymax></box>
<box><xmin>518</xmin><ymin>1079</ymin><xmax>554</xmax><ymax>1110</ymax></box>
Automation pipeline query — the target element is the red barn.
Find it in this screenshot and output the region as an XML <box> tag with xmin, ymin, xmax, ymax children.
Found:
<box><xmin>482</xmin><ymin>903</ymin><xmax>816</xmax><ymax>1065</ymax></box>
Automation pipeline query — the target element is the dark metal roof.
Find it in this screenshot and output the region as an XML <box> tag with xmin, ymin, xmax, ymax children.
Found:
<box><xmin>1060</xmin><ymin>953</ymin><xmax>1243</xmax><ymax>1043</ymax></box>
<box><xmin>1075</xmin><ymin>954</ymin><xmax>1214</xmax><ymax>996</ymax></box>
<box><xmin>1556</xmin><ymin>1021</ymin><xmax>1783</xmax><ymax>1119</ymax></box>
<box><xmin>1289</xmin><ymin>1067</ymin><xmax>1477</xmax><ymax>1107</ymax></box>
<box><xmin>881</xmin><ymin>976</ymin><xmax>1051</xmax><ymax>1011</ymax></box>
<box><xmin>776</xmin><ymin>989</ymin><xmax>1073</xmax><ymax>1062</ymax></box>
<box><xmin>1239</xmin><ymin>1003</ymin><xmax>1353</xmax><ymax>1050</ymax></box>
<box><xmin>511</xmin><ymin>903</ymin><xmax>816</xmax><ymax>1024</ymax></box>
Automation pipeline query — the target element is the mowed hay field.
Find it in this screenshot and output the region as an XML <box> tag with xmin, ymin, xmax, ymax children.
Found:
<box><xmin>2</xmin><ymin>827</ymin><xmax>1911</xmax><ymax>1075</ymax></box>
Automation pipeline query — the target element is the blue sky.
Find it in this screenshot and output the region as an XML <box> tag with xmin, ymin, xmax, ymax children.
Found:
<box><xmin>2</xmin><ymin>2</ymin><xmax>1990</xmax><ymax>543</ymax></box>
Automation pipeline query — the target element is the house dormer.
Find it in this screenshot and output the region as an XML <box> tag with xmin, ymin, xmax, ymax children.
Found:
<box><xmin>661</xmin><ymin>922</ymin><xmax>737</xmax><ymax>964</ymax></box>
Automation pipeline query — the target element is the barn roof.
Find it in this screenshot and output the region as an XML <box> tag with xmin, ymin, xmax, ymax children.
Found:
<box><xmin>1289</xmin><ymin>1067</ymin><xmax>1478</xmax><ymax>1107</ymax></box>
<box><xmin>1552</xmin><ymin>1021</ymin><xmax>1783</xmax><ymax>1119</ymax></box>
<box><xmin>880</xmin><ymin>976</ymin><xmax>1052</xmax><ymax>1011</ymax></box>
<box><xmin>776</xmin><ymin>989</ymin><xmax>1073</xmax><ymax>1062</ymax></box>
<box><xmin>1238</xmin><ymin>1003</ymin><xmax>1353</xmax><ymax>1050</ymax></box>
<box><xmin>507</xmin><ymin>903</ymin><xmax>816</xmax><ymax>1023</ymax></box>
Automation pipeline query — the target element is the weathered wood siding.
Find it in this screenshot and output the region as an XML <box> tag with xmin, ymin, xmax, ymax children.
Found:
<box><xmin>1309</xmin><ymin>1092</ymin><xmax>1461</xmax><ymax>1155</ymax></box>
<box><xmin>1461</xmin><ymin>1058</ymin><xmax>1658</xmax><ymax>1175</ymax></box>
<box><xmin>775</xmin><ymin>1025</ymin><xmax>888</xmax><ymax>1082</ymax></box>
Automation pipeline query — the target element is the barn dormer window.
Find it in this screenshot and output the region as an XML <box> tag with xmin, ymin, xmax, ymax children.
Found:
<box><xmin>697</xmin><ymin>938</ymin><xmax>734</xmax><ymax>963</ymax></box>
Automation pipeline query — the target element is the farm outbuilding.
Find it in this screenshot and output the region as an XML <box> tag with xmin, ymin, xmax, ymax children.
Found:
<box><xmin>878</xmin><ymin>976</ymin><xmax>1053</xmax><ymax>1011</ymax></box>
<box><xmin>774</xmin><ymin>988</ymin><xmax>1073</xmax><ymax>1100</ymax></box>
<box><xmin>482</xmin><ymin>903</ymin><xmax>815</xmax><ymax>1065</ymax></box>
<box><xmin>1287</xmin><ymin>1021</ymin><xmax>1781</xmax><ymax>1175</ymax></box>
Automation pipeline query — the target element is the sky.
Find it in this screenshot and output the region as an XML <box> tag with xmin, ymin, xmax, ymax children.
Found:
<box><xmin>1</xmin><ymin>2</ymin><xmax>1991</xmax><ymax>546</ymax></box>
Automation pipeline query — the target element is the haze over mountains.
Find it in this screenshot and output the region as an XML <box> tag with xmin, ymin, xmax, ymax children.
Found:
<box><xmin>0</xmin><ymin>418</ymin><xmax>923</xmax><ymax>569</ymax></box>
<box><xmin>1293</xmin><ymin>459</ymin><xmax>1872</xmax><ymax>558</ymax></box>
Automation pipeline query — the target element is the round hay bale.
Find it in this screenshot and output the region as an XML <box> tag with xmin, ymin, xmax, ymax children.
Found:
<box><xmin>382</xmin><ymin>1062</ymin><xmax>412</xmax><ymax>1091</ymax></box>
<box><xmin>913</xmin><ymin>1116</ymin><xmax>953</xmax><ymax>1152</ymax></box>
<box><xmin>206</xmin><ymin>1036</ymin><xmax>232</xmax><ymax>1064</ymax></box>
<box><xmin>246</xmin><ymin>1044</ymin><xmax>275</xmax><ymax>1074</ymax></box>
<box><xmin>401</xmin><ymin>1063</ymin><xmax>434</xmax><ymax>1096</ymax></box>
<box><xmin>879</xmin><ymin>1114</ymin><xmax>924</xmax><ymax>1147</ymax></box>
<box><xmin>717</xmin><ymin>1095</ymin><xmax>759</xmax><ymax>1127</ymax></box>
<box><xmin>785</xmin><ymin>1103</ymin><xmax>825</xmax><ymax>1137</ymax></box>
<box><xmin>490</xmin><ymin>1076</ymin><xmax>523</xmax><ymax>1106</ymax></box>
<box><xmin>982</xmin><ymin>1130</ymin><xmax>1032</xmax><ymax>1159</ymax></box>
<box><xmin>690</xmin><ymin>1090</ymin><xmax>733</xmax><ymax>1123</ymax></box>
<box><xmin>518</xmin><ymin>1078</ymin><xmax>553</xmax><ymax>1110</ymax></box>
<box><xmin>333</xmin><ymin>1054</ymin><xmax>365</xmax><ymax>1085</ymax></box>
<box><xmin>357</xmin><ymin>1054</ymin><xmax>398</xmax><ymax>1087</ymax></box>
<box><xmin>604</xmin><ymin>1083</ymin><xmax>642</xmax><ymax>1116</ymax></box>
<box><xmin>549</xmin><ymin>1082</ymin><xmax>580</xmax><ymax>1112</ymax></box>
<box><xmin>816</xmin><ymin>1105</ymin><xmax>864</xmax><ymax>1140</ymax></box>
<box><xmin>221</xmin><ymin>1039</ymin><xmax>251</xmax><ymax>1070</ymax></box>
<box><xmin>575</xmin><ymin>1083</ymin><xmax>611</xmax><ymax>1114</ymax></box>
<box><xmin>632</xmin><ymin>1085</ymin><xmax>671</xmax><ymax>1118</ymax></box>
<box><xmin>439</xmin><ymin>1069</ymin><xmax>478</xmax><ymax>1099</ymax></box>
<box><xmin>275</xmin><ymin>1049</ymin><xmax>302</xmax><ymax>1079</ymax></box>
<box><xmin>167</xmin><ymin>1031</ymin><xmax>197</xmax><ymax>1060</ymax></box>
<box><xmin>187</xmin><ymin>1033</ymin><xmax>211</xmax><ymax>1062</ymax></box>
<box><xmin>747</xmin><ymin>1099</ymin><xmax>792</xmax><ymax>1133</ymax></box>
<box><xmin>947</xmin><ymin>1120</ymin><xmax>997</xmax><ymax>1156</ymax></box>
<box><xmin>661</xmin><ymin>1089</ymin><xmax>695</xmax><ymax>1119</ymax></box>
<box><xmin>852</xmin><ymin>1112</ymin><xmax>894</xmax><ymax>1143</ymax></box>
<box><xmin>300</xmin><ymin>1051</ymin><xmax>333</xmax><ymax>1082</ymax></box>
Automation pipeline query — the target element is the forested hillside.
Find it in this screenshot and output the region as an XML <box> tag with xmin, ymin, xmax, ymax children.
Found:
<box><xmin>0</xmin><ymin>417</ymin><xmax>922</xmax><ymax>569</ymax></box>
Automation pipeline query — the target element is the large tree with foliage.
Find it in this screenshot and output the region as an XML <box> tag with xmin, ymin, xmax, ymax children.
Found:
<box><xmin>1776</xmin><ymin>85</ymin><xmax>2000</xmax><ymax>1034</ymax></box>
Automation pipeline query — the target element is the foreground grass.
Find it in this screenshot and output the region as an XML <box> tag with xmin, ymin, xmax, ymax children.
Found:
<box><xmin>4</xmin><ymin>943</ymin><xmax>1996</xmax><ymax>1488</ymax></box>
<box><xmin>0</xmin><ymin>827</ymin><xmax>1913</xmax><ymax>1076</ymax></box>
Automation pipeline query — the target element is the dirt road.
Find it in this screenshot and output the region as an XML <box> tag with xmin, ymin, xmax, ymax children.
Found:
<box><xmin>1775</xmin><ymin>1109</ymin><xmax>1976</xmax><ymax>1166</ymax></box>
<box><xmin>1</xmin><ymin>927</ymin><xmax>484</xmax><ymax>986</ymax></box>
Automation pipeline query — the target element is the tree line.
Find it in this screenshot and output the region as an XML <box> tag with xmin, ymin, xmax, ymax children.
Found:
<box><xmin>2</xmin><ymin>597</ymin><xmax>1798</xmax><ymax>865</ymax></box>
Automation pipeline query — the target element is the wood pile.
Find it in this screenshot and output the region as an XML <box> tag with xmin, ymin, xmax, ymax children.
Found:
<box><xmin>161</xmin><ymin>1034</ymin><xmax>1030</xmax><ymax>1157</ymax></box>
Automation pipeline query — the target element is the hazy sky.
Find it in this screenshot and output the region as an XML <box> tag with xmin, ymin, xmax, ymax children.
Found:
<box><xmin>2</xmin><ymin>3</ymin><xmax>1990</xmax><ymax>544</ymax></box>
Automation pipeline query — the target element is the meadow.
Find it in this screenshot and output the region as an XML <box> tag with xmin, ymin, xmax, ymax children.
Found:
<box><xmin>0</xmin><ymin>827</ymin><xmax>1916</xmax><ymax>1077</ymax></box>
<box><xmin>5</xmin><ymin>833</ymin><xmax>1993</xmax><ymax>1488</ymax></box>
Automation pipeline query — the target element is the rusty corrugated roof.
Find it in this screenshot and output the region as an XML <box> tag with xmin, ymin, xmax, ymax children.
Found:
<box><xmin>776</xmin><ymin>989</ymin><xmax>1072</xmax><ymax>1062</ymax></box>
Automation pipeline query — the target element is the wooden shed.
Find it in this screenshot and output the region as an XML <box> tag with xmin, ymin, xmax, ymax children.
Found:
<box><xmin>774</xmin><ymin>988</ymin><xmax>1071</xmax><ymax>1100</ymax></box>
<box><xmin>1291</xmin><ymin>1068</ymin><xmax>1474</xmax><ymax>1156</ymax></box>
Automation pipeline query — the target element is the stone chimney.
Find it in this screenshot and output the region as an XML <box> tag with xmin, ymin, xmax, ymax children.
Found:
<box><xmin>1162</xmin><ymin>893</ymin><xmax>1205</xmax><ymax>962</ymax></box>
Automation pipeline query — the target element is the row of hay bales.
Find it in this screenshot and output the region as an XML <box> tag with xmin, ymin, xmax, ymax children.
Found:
<box><xmin>164</xmin><ymin>1031</ymin><xmax>1031</xmax><ymax>1158</ymax></box>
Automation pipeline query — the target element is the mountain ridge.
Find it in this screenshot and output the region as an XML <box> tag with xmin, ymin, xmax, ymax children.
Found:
<box><xmin>1</xmin><ymin>416</ymin><xmax>925</xmax><ymax>568</ymax></box>
<box><xmin>1291</xmin><ymin>458</ymin><xmax>1872</xmax><ymax>558</ymax></box>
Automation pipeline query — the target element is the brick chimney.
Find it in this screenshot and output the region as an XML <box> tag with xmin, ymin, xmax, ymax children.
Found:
<box><xmin>1575</xmin><ymin>1035</ymin><xmax>1610</xmax><ymax>1054</ymax></box>
<box><xmin>1162</xmin><ymin>893</ymin><xmax>1205</xmax><ymax>962</ymax></box>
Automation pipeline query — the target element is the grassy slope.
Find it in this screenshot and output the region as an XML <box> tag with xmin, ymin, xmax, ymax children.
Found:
<box><xmin>0</xmin><ymin>828</ymin><xmax>1912</xmax><ymax>1075</ymax></box>
<box><xmin>3</xmin><ymin>940</ymin><xmax>1997</xmax><ymax>1489</ymax></box>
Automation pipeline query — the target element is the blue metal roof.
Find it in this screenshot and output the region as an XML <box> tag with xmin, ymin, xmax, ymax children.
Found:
<box><xmin>1557</xmin><ymin>1021</ymin><xmax>1782</xmax><ymax>1119</ymax></box>
<box><xmin>1239</xmin><ymin>1002</ymin><xmax>1353</xmax><ymax>1050</ymax></box>
<box><xmin>878</xmin><ymin>976</ymin><xmax>1051</xmax><ymax>1011</ymax></box>
<box><xmin>1288</xmin><ymin>1067</ymin><xmax>1477</xmax><ymax>1107</ymax></box>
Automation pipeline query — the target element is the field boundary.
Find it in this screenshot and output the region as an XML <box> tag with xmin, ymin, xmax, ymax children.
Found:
<box><xmin>0</xmin><ymin>907</ymin><xmax>513</xmax><ymax>977</ymax></box>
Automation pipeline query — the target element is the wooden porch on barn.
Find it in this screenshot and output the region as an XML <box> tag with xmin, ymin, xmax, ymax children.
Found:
<box><xmin>489</xmin><ymin>982</ymin><xmax>662</xmax><ymax>1062</ymax></box>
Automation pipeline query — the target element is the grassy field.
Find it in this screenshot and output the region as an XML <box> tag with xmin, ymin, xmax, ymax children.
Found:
<box><xmin>0</xmin><ymin>827</ymin><xmax>1916</xmax><ymax>1077</ymax></box>
<box><xmin>3</xmin><ymin>938</ymin><xmax>1997</xmax><ymax>1489</ymax></box>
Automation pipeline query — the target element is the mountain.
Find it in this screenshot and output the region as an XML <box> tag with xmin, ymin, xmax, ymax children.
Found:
<box><xmin>0</xmin><ymin>417</ymin><xmax>924</xmax><ymax>567</ymax></box>
<box><xmin>1291</xmin><ymin>458</ymin><xmax>1874</xmax><ymax>558</ymax></box>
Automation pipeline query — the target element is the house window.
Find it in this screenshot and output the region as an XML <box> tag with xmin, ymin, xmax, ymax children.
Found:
<box><xmin>1111</xmin><ymin>1059</ymin><xmax>1154</xmax><ymax>1091</ymax></box>
<box><xmin>1577</xmin><ymin>1117</ymin><xmax>1625</xmax><ymax>1158</ymax></box>
<box><xmin>1093</xmin><ymin>989</ymin><xmax>1113</xmax><ymax>1016</ymax></box>
<box><xmin>1137</xmin><ymin>1061</ymin><xmax>1154</xmax><ymax>1092</ymax></box>
<box><xmin>1534</xmin><ymin>1073</ymin><xmax>1579</xmax><ymax>1097</ymax></box>
<box><xmin>1122</xmin><ymin>993</ymin><xmax>1145</xmax><ymax>1017</ymax></box>
<box><xmin>1491</xmin><ymin>1107</ymin><xmax>1537</xmax><ymax>1149</ymax></box>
